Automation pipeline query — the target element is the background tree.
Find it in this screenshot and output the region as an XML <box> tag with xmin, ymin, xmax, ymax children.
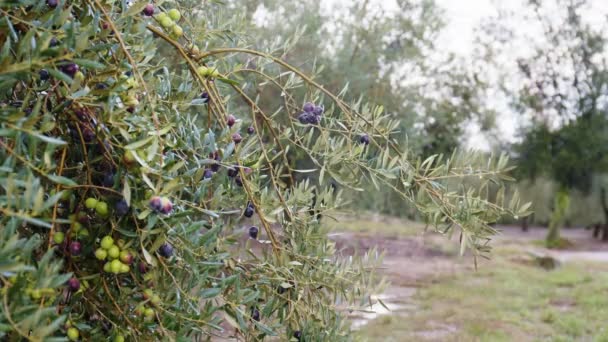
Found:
<box><xmin>479</xmin><ymin>0</ymin><xmax>608</xmax><ymax>242</ymax></box>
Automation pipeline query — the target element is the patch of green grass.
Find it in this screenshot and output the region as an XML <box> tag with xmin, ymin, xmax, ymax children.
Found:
<box><xmin>325</xmin><ymin>212</ymin><xmax>426</xmax><ymax>237</ymax></box>
<box><xmin>357</xmin><ymin>257</ymin><xmax>608</xmax><ymax>341</ymax></box>
<box><xmin>546</xmin><ymin>237</ymin><xmax>575</xmax><ymax>249</ymax></box>
<box><xmin>531</xmin><ymin>239</ymin><xmax>547</xmax><ymax>247</ymax></box>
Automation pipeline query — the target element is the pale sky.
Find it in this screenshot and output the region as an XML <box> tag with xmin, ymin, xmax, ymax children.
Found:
<box><xmin>436</xmin><ymin>0</ymin><xmax>521</xmax><ymax>149</ymax></box>
<box><xmin>434</xmin><ymin>0</ymin><xmax>608</xmax><ymax>149</ymax></box>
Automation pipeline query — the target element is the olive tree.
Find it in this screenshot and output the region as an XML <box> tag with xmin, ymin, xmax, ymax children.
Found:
<box><xmin>0</xmin><ymin>0</ymin><xmax>524</xmax><ymax>340</ymax></box>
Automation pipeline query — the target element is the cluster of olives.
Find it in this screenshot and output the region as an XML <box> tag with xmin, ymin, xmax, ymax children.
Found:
<box><xmin>52</xmin><ymin>210</ymin><xmax>89</xmax><ymax>246</ymax></box>
<box><xmin>25</xmin><ymin>287</ymin><xmax>56</xmax><ymax>301</ymax></box>
<box><xmin>154</xmin><ymin>7</ymin><xmax>183</xmax><ymax>39</ymax></box>
<box><xmin>127</xmin><ymin>288</ymin><xmax>165</xmax><ymax>324</ymax></box>
<box><xmin>134</xmin><ymin>302</ymin><xmax>157</xmax><ymax>323</ymax></box>
<box><xmin>96</xmin><ymin>236</ymin><xmax>133</xmax><ymax>274</ymax></box>
<box><xmin>85</xmin><ymin>197</ymin><xmax>109</xmax><ymax>217</ymax></box>
<box><xmin>118</xmin><ymin>73</ymin><xmax>140</xmax><ymax>107</ymax></box>
<box><xmin>64</xmin><ymin>321</ymin><xmax>125</xmax><ymax>342</ymax></box>
<box><xmin>68</xmin><ymin>107</ymin><xmax>97</xmax><ymax>142</ymax></box>
<box><xmin>197</xmin><ymin>65</ymin><xmax>220</xmax><ymax>78</ymax></box>
<box><xmin>149</xmin><ymin>196</ymin><xmax>173</xmax><ymax>215</ymax></box>
<box><xmin>298</xmin><ymin>102</ymin><xmax>324</xmax><ymax>125</ymax></box>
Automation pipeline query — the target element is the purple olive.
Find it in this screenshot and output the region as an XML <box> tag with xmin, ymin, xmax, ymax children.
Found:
<box><xmin>159</xmin><ymin>198</ymin><xmax>173</xmax><ymax>215</ymax></box>
<box><xmin>102</xmin><ymin>173</ymin><xmax>115</xmax><ymax>187</ymax></box>
<box><xmin>61</xmin><ymin>63</ymin><xmax>79</xmax><ymax>78</ymax></box>
<box><xmin>227</xmin><ymin>114</ymin><xmax>236</xmax><ymax>127</ymax></box>
<box><xmin>251</xmin><ymin>307</ymin><xmax>260</xmax><ymax>321</ymax></box>
<box><xmin>39</xmin><ymin>69</ymin><xmax>50</xmax><ymax>81</ymax></box>
<box><xmin>142</xmin><ymin>3</ymin><xmax>154</xmax><ymax>16</ymax></box>
<box><xmin>249</xmin><ymin>226</ymin><xmax>259</xmax><ymax>239</ymax></box>
<box><xmin>203</xmin><ymin>169</ymin><xmax>214</xmax><ymax>179</ymax></box>
<box><xmin>200</xmin><ymin>92</ymin><xmax>210</xmax><ymax>103</ymax></box>
<box><xmin>359</xmin><ymin>134</ymin><xmax>370</xmax><ymax>145</ymax></box>
<box><xmin>209</xmin><ymin>151</ymin><xmax>221</xmax><ymax>172</ymax></box>
<box><xmin>312</xmin><ymin>105</ymin><xmax>324</xmax><ymax>116</ymax></box>
<box><xmin>303</xmin><ymin>102</ymin><xmax>315</xmax><ymax>113</ymax></box>
<box><xmin>149</xmin><ymin>196</ymin><xmax>163</xmax><ymax>212</ymax></box>
<box><xmin>244</xmin><ymin>203</ymin><xmax>254</xmax><ymax>218</ymax></box>
<box><xmin>227</xmin><ymin>166</ymin><xmax>239</xmax><ymax>178</ymax></box>
<box><xmin>115</xmin><ymin>199</ymin><xmax>129</xmax><ymax>216</ymax></box>
<box><xmin>138</xmin><ymin>261</ymin><xmax>148</xmax><ymax>274</ymax></box>
<box><xmin>67</xmin><ymin>277</ymin><xmax>80</xmax><ymax>292</ymax></box>
<box><xmin>79</xmin><ymin>127</ymin><xmax>94</xmax><ymax>142</ymax></box>
<box><xmin>69</xmin><ymin>241</ymin><xmax>82</xmax><ymax>256</ymax></box>
<box><xmin>158</xmin><ymin>243</ymin><xmax>173</xmax><ymax>258</ymax></box>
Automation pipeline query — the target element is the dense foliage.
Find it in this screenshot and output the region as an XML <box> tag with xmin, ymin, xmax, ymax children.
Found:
<box><xmin>0</xmin><ymin>0</ymin><xmax>524</xmax><ymax>340</ymax></box>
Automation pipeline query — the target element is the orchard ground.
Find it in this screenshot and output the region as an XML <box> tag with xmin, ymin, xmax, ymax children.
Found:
<box><xmin>326</xmin><ymin>215</ymin><xmax>608</xmax><ymax>341</ymax></box>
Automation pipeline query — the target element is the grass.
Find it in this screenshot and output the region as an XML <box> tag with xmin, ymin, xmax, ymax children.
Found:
<box><xmin>324</xmin><ymin>212</ymin><xmax>428</xmax><ymax>237</ymax></box>
<box><xmin>356</xmin><ymin>251</ymin><xmax>608</xmax><ymax>341</ymax></box>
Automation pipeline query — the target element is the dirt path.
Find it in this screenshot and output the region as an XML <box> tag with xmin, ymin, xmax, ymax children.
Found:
<box><xmin>332</xmin><ymin>231</ymin><xmax>470</xmax><ymax>330</ymax></box>
<box><xmin>495</xmin><ymin>225</ymin><xmax>608</xmax><ymax>262</ymax></box>
<box><xmin>331</xmin><ymin>226</ymin><xmax>608</xmax><ymax>331</ymax></box>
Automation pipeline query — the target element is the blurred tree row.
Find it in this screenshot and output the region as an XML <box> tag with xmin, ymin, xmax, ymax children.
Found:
<box><xmin>489</xmin><ymin>0</ymin><xmax>608</xmax><ymax>243</ymax></box>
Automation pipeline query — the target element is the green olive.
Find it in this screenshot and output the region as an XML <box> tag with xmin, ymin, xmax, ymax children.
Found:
<box><xmin>85</xmin><ymin>197</ymin><xmax>98</xmax><ymax>209</ymax></box>
<box><xmin>160</xmin><ymin>16</ymin><xmax>174</xmax><ymax>29</ymax></box>
<box><xmin>108</xmin><ymin>245</ymin><xmax>120</xmax><ymax>259</ymax></box>
<box><xmin>172</xmin><ymin>25</ymin><xmax>183</xmax><ymax>38</ymax></box>
<box><xmin>95</xmin><ymin>201</ymin><xmax>109</xmax><ymax>216</ymax></box>
<box><xmin>168</xmin><ymin>9</ymin><xmax>181</xmax><ymax>21</ymax></box>
<box><xmin>53</xmin><ymin>231</ymin><xmax>65</xmax><ymax>244</ymax></box>
<box><xmin>110</xmin><ymin>259</ymin><xmax>122</xmax><ymax>274</ymax></box>
<box><xmin>67</xmin><ymin>327</ymin><xmax>79</xmax><ymax>341</ymax></box>
<box><xmin>95</xmin><ymin>248</ymin><xmax>108</xmax><ymax>260</ymax></box>
<box><xmin>100</xmin><ymin>235</ymin><xmax>114</xmax><ymax>250</ymax></box>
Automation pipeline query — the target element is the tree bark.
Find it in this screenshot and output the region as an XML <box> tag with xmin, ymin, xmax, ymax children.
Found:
<box><xmin>546</xmin><ymin>190</ymin><xmax>569</xmax><ymax>248</ymax></box>
<box><xmin>601</xmin><ymin>187</ymin><xmax>608</xmax><ymax>241</ymax></box>
<box><xmin>593</xmin><ymin>224</ymin><xmax>601</xmax><ymax>239</ymax></box>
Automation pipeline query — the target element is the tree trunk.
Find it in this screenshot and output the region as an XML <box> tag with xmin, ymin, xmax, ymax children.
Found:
<box><xmin>601</xmin><ymin>187</ymin><xmax>608</xmax><ymax>241</ymax></box>
<box><xmin>521</xmin><ymin>216</ymin><xmax>529</xmax><ymax>232</ymax></box>
<box><xmin>546</xmin><ymin>222</ymin><xmax>560</xmax><ymax>247</ymax></box>
<box><xmin>546</xmin><ymin>190</ymin><xmax>570</xmax><ymax>248</ymax></box>
<box><xmin>593</xmin><ymin>224</ymin><xmax>601</xmax><ymax>239</ymax></box>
